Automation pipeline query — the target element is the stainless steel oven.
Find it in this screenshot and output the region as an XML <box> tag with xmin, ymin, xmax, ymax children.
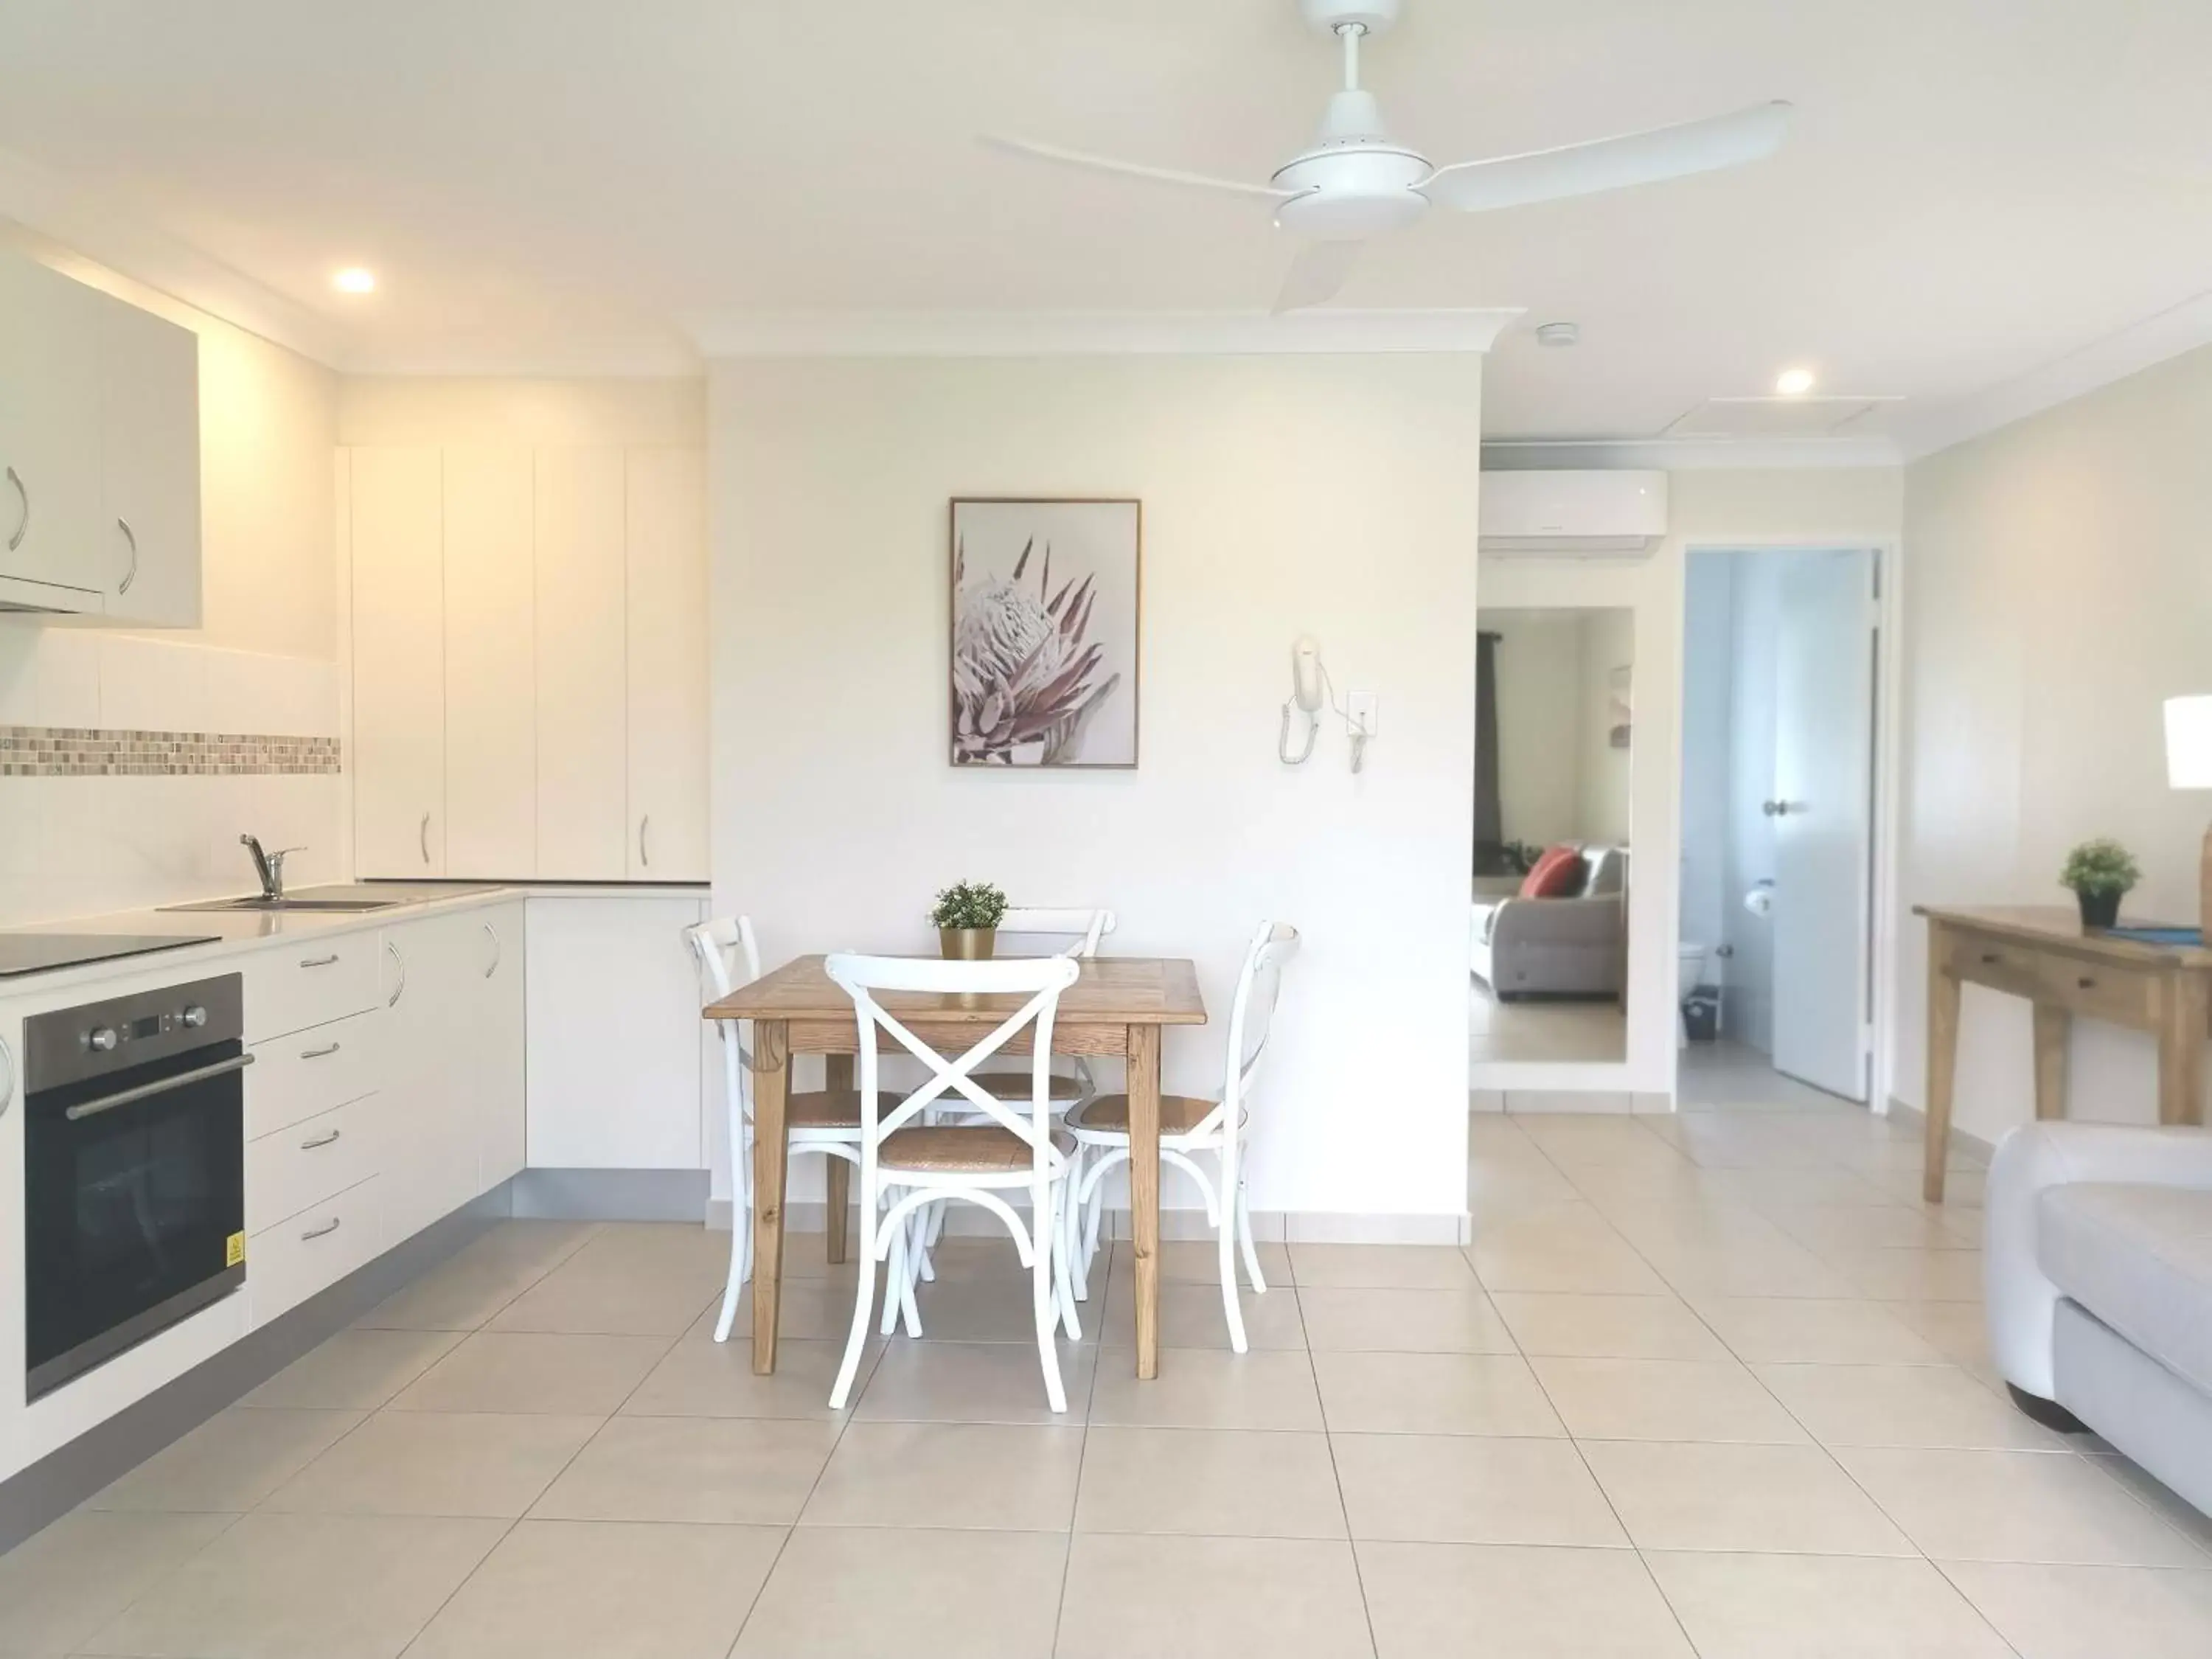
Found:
<box><xmin>23</xmin><ymin>975</ymin><xmax>248</xmax><ymax>1399</ymax></box>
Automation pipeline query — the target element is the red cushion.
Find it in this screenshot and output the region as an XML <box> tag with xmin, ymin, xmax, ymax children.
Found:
<box><xmin>1520</xmin><ymin>846</ymin><xmax>1587</xmax><ymax>900</ymax></box>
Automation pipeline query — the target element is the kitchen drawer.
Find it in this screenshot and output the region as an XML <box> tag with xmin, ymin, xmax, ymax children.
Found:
<box><xmin>248</xmin><ymin>1094</ymin><xmax>383</xmax><ymax>1235</ymax></box>
<box><xmin>247</xmin><ymin>1008</ymin><xmax>383</xmax><ymax>1138</ymax></box>
<box><xmin>249</xmin><ymin>1176</ymin><xmax>381</xmax><ymax>1326</ymax></box>
<box><xmin>240</xmin><ymin>932</ymin><xmax>382</xmax><ymax>1043</ymax></box>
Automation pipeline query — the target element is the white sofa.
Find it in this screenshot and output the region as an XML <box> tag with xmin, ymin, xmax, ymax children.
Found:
<box><xmin>1986</xmin><ymin>1121</ymin><xmax>2212</xmax><ymax>1516</ymax></box>
<box><xmin>1470</xmin><ymin>844</ymin><xmax>1627</xmax><ymax>998</ymax></box>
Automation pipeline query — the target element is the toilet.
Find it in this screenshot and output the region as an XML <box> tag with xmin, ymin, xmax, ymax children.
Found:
<box><xmin>1677</xmin><ymin>942</ymin><xmax>1717</xmax><ymax>1046</ymax></box>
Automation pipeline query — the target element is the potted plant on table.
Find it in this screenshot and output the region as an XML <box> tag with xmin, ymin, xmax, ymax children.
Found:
<box><xmin>2060</xmin><ymin>838</ymin><xmax>2140</xmax><ymax>930</ymax></box>
<box><xmin>931</xmin><ymin>880</ymin><xmax>1009</xmax><ymax>959</ymax></box>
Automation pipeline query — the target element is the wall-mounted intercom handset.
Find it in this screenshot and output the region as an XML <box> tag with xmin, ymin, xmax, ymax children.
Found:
<box><xmin>1278</xmin><ymin>636</ymin><xmax>1376</xmax><ymax>773</ymax></box>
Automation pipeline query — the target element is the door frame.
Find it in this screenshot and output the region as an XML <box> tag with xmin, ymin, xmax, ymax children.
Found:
<box><xmin>1676</xmin><ymin>538</ymin><xmax>1905</xmax><ymax>1112</ymax></box>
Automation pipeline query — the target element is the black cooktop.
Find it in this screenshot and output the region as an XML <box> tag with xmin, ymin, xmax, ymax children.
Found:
<box><xmin>0</xmin><ymin>933</ymin><xmax>220</xmax><ymax>978</ymax></box>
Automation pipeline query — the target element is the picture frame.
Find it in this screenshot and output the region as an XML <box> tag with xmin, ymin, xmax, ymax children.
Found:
<box><xmin>948</xmin><ymin>496</ymin><xmax>1142</xmax><ymax>769</ymax></box>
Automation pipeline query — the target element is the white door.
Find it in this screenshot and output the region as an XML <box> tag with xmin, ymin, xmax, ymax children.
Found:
<box><xmin>625</xmin><ymin>447</ymin><xmax>709</xmax><ymax>880</ymax></box>
<box><xmin>1770</xmin><ymin>549</ymin><xmax>1877</xmax><ymax>1100</ymax></box>
<box><xmin>351</xmin><ymin>447</ymin><xmax>447</xmax><ymax>876</ymax></box>
<box><xmin>442</xmin><ymin>447</ymin><xmax>536</xmax><ymax>876</ymax></box>
<box><xmin>100</xmin><ymin>296</ymin><xmax>202</xmax><ymax>626</ymax></box>
<box><xmin>381</xmin><ymin>912</ymin><xmax>487</xmax><ymax>1239</ymax></box>
<box><xmin>534</xmin><ymin>446</ymin><xmax>628</xmax><ymax>877</ymax></box>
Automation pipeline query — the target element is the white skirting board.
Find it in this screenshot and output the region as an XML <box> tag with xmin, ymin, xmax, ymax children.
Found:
<box><xmin>701</xmin><ymin>1197</ymin><xmax>1470</xmax><ymax>1248</ymax></box>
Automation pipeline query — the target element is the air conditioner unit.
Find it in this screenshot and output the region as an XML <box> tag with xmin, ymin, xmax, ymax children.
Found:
<box><xmin>1478</xmin><ymin>470</ymin><xmax>1669</xmax><ymax>556</ymax></box>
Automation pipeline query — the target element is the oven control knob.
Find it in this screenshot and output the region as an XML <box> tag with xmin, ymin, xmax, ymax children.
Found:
<box><xmin>181</xmin><ymin>1005</ymin><xmax>208</xmax><ymax>1029</ymax></box>
<box><xmin>86</xmin><ymin>1026</ymin><xmax>119</xmax><ymax>1052</ymax></box>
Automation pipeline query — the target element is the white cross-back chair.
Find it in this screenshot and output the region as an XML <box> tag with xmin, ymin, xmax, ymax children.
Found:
<box><xmin>824</xmin><ymin>951</ymin><xmax>1085</xmax><ymax>1412</ymax></box>
<box><xmin>964</xmin><ymin>906</ymin><xmax>1114</xmax><ymax>1109</ymax></box>
<box><xmin>1065</xmin><ymin>919</ymin><xmax>1299</xmax><ymax>1352</ymax></box>
<box><xmin>687</xmin><ymin>917</ymin><xmax>898</xmax><ymax>1345</ymax></box>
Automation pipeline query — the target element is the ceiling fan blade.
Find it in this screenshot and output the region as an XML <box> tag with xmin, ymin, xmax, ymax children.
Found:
<box><xmin>1272</xmin><ymin>240</ymin><xmax>1363</xmax><ymax>314</ymax></box>
<box><xmin>1420</xmin><ymin>100</ymin><xmax>1792</xmax><ymax>213</ymax></box>
<box><xmin>980</xmin><ymin>134</ymin><xmax>1291</xmax><ymax>201</ymax></box>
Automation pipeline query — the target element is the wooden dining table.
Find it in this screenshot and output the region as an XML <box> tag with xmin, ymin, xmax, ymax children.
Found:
<box><xmin>703</xmin><ymin>954</ymin><xmax>1208</xmax><ymax>1380</ymax></box>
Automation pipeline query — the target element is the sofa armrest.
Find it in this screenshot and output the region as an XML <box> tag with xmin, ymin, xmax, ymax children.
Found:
<box><xmin>1985</xmin><ymin>1122</ymin><xmax>2212</xmax><ymax>1397</ymax></box>
<box><xmin>1488</xmin><ymin>894</ymin><xmax>1624</xmax><ymax>951</ymax></box>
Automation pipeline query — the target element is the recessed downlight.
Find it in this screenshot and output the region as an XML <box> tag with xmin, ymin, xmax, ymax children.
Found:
<box><xmin>1775</xmin><ymin>366</ymin><xmax>1816</xmax><ymax>395</ymax></box>
<box><xmin>333</xmin><ymin>267</ymin><xmax>377</xmax><ymax>295</ymax></box>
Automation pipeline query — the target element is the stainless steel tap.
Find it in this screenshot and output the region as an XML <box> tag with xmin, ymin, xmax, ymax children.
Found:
<box><xmin>240</xmin><ymin>833</ymin><xmax>303</xmax><ymax>900</ymax></box>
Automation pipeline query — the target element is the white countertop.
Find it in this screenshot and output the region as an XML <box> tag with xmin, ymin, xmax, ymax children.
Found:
<box><xmin>0</xmin><ymin>880</ymin><xmax>709</xmax><ymax>1003</ymax></box>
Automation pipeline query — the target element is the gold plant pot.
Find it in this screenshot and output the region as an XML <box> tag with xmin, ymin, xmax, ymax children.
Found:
<box><xmin>939</xmin><ymin>927</ymin><xmax>997</xmax><ymax>961</ymax></box>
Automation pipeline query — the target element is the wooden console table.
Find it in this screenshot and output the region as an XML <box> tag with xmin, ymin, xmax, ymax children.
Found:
<box><xmin>1917</xmin><ymin>905</ymin><xmax>2212</xmax><ymax>1200</ymax></box>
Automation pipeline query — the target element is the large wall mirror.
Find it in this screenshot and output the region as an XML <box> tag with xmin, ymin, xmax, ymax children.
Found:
<box><xmin>1470</xmin><ymin>605</ymin><xmax>1632</xmax><ymax>1065</ymax></box>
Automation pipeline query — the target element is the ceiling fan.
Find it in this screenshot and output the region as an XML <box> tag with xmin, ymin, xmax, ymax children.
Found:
<box><xmin>984</xmin><ymin>0</ymin><xmax>1792</xmax><ymax>313</ymax></box>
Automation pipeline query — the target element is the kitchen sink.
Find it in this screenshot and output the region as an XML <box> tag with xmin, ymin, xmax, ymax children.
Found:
<box><xmin>161</xmin><ymin>882</ymin><xmax>498</xmax><ymax>914</ymax></box>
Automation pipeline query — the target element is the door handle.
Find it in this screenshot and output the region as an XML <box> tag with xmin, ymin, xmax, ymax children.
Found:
<box><xmin>419</xmin><ymin>811</ymin><xmax>431</xmax><ymax>866</ymax></box>
<box><xmin>482</xmin><ymin>920</ymin><xmax>501</xmax><ymax>979</ymax></box>
<box><xmin>299</xmin><ymin>1042</ymin><xmax>341</xmax><ymax>1060</ymax></box>
<box><xmin>1761</xmin><ymin>799</ymin><xmax>1798</xmax><ymax>817</ymax></box>
<box><xmin>116</xmin><ymin>517</ymin><xmax>139</xmax><ymax>594</ymax></box>
<box><xmin>64</xmin><ymin>1054</ymin><xmax>256</xmax><ymax>1121</ymax></box>
<box><xmin>299</xmin><ymin>953</ymin><xmax>341</xmax><ymax>969</ymax></box>
<box><xmin>299</xmin><ymin>1128</ymin><xmax>342</xmax><ymax>1150</ymax></box>
<box><xmin>4</xmin><ymin>466</ymin><xmax>25</xmax><ymax>553</ymax></box>
<box><xmin>639</xmin><ymin>815</ymin><xmax>650</xmax><ymax>869</ymax></box>
<box><xmin>300</xmin><ymin>1217</ymin><xmax>342</xmax><ymax>1241</ymax></box>
<box><xmin>385</xmin><ymin>939</ymin><xmax>406</xmax><ymax>1006</ymax></box>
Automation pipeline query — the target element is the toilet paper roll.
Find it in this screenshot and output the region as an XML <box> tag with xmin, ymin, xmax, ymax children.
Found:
<box><xmin>1744</xmin><ymin>884</ymin><xmax>1774</xmax><ymax>917</ymax></box>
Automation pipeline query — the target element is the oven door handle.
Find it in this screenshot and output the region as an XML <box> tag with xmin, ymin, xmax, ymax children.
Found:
<box><xmin>62</xmin><ymin>1053</ymin><xmax>256</xmax><ymax>1122</ymax></box>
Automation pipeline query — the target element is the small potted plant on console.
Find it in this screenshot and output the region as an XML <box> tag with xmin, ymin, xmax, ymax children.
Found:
<box><xmin>2060</xmin><ymin>838</ymin><xmax>2140</xmax><ymax>930</ymax></box>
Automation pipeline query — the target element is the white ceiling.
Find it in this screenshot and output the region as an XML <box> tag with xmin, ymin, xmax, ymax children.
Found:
<box><xmin>4</xmin><ymin>0</ymin><xmax>2211</xmax><ymax>452</ymax></box>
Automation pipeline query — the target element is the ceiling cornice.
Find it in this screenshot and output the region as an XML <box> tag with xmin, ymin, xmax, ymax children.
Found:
<box><xmin>1893</xmin><ymin>285</ymin><xmax>2212</xmax><ymax>462</ymax></box>
<box><xmin>0</xmin><ymin>145</ymin><xmax>352</xmax><ymax>366</ymax></box>
<box><xmin>1481</xmin><ymin>435</ymin><xmax>1902</xmax><ymax>471</ymax></box>
<box><xmin>689</xmin><ymin>307</ymin><xmax>1522</xmax><ymax>358</ymax></box>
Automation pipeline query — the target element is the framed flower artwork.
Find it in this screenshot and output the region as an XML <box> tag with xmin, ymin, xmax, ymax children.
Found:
<box><xmin>949</xmin><ymin>497</ymin><xmax>1141</xmax><ymax>768</ymax></box>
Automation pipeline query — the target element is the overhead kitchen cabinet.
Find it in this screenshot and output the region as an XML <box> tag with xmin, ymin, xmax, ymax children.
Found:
<box><xmin>0</xmin><ymin>250</ymin><xmax>201</xmax><ymax>621</ymax></box>
<box><xmin>345</xmin><ymin>440</ymin><xmax>707</xmax><ymax>881</ymax></box>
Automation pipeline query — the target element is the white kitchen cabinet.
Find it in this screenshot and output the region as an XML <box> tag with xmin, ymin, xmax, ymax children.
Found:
<box><xmin>380</xmin><ymin>910</ymin><xmax>490</xmax><ymax>1239</ymax></box>
<box><xmin>442</xmin><ymin>448</ymin><xmax>536</xmax><ymax>877</ymax></box>
<box><xmin>0</xmin><ymin>255</ymin><xmax>108</xmax><ymax>603</ymax></box>
<box><xmin>526</xmin><ymin>895</ymin><xmax>705</xmax><ymax>1169</ymax></box>
<box><xmin>99</xmin><ymin>297</ymin><xmax>201</xmax><ymax>626</ymax></box>
<box><xmin>535</xmin><ymin>447</ymin><xmax>629</xmax><ymax>878</ymax></box>
<box><xmin>350</xmin><ymin>447</ymin><xmax>447</xmax><ymax>877</ymax></box>
<box><xmin>476</xmin><ymin>901</ymin><xmax>527</xmax><ymax>1189</ymax></box>
<box><xmin>625</xmin><ymin>448</ymin><xmax>709</xmax><ymax>880</ymax></box>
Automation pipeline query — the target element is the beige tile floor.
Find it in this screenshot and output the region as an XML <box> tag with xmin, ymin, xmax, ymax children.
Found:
<box><xmin>1469</xmin><ymin>981</ymin><xmax>1626</xmax><ymax>1062</ymax></box>
<box><xmin>5</xmin><ymin>1099</ymin><xmax>2212</xmax><ymax>1655</ymax></box>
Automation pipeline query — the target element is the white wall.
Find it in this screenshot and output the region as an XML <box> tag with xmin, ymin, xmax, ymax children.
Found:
<box><xmin>1679</xmin><ymin>557</ymin><xmax>1733</xmax><ymax>976</ymax></box>
<box><xmin>1895</xmin><ymin>342</ymin><xmax>2212</xmax><ymax>1144</ymax></box>
<box><xmin>1484</xmin><ymin>609</ymin><xmax>1585</xmax><ymax>850</ymax></box>
<box><xmin>711</xmin><ymin>353</ymin><xmax>1486</xmax><ymax>1226</ymax></box>
<box><xmin>1478</xmin><ymin>468</ymin><xmax>1905</xmax><ymax>1099</ymax></box>
<box><xmin>336</xmin><ymin>378</ymin><xmax>703</xmax><ymax>448</ymax></box>
<box><xmin>0</xmin><ymin>246</ymin><xmax>343</xmax><ymax>924</ymax></box>
<box><xmin>1576</xmin><ymin>607</ymin><xmax>1635</xmax><ymax>846</ymax></box>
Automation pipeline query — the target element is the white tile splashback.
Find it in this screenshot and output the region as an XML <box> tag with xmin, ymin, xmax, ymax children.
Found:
<box><xmin>0</xmin><ymin>626</ymin><xmax>344</xmax><ymax>928</ymax></box>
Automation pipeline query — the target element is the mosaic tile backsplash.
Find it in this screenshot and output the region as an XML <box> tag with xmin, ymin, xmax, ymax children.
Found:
<box><xmin>0</xmin><ymin>725</ymin><xmax>342</xmax><ymax>777</ymax></box>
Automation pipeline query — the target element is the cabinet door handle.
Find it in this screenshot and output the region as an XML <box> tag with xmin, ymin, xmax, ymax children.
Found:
<box><xmin>299</xmin><ymin>1128</ymin><xmax>342</xmax><ymax>1150</ymax></box>
<box><xmin>419</xmin><ymin>811</ymin><xmax>431</xmax><ymax>866</ymax></box>
<box><xmin>116</xmin><ymin>517</ymin><xmax>139</xmax><ymax>594</ymax></box>
<box><xmin>299</xmin><ymin>953</ymin><xmax>341</xmax><ymax>970</ymax></box>
<box><xmin>299</xmin><ymin>1042</ymin><xmax>341</xmax><ymax>1060</ymax></box>
<box><xmin>300</xmin><ymin>1217</ymin><xmax>342</xmax><ymax>1241</ymax></box>
<box><xmin>482</xmin><ymin>920</ymin><xmax>501</xmax><ymax>979</ymax></box>
<box><xmin>639</xmin><ymin>815</ymin><xmax>651</xmax><ymax>869</ymax></box>
<box><xmin>4</xmin><ymin>466</ymin><xmax>25</xmax><ymax>553</ymax></box>
<box><xmin>385</xmin><ymin>939</ymin><xmax>406</xmax><ymax>1006</ymax></box>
